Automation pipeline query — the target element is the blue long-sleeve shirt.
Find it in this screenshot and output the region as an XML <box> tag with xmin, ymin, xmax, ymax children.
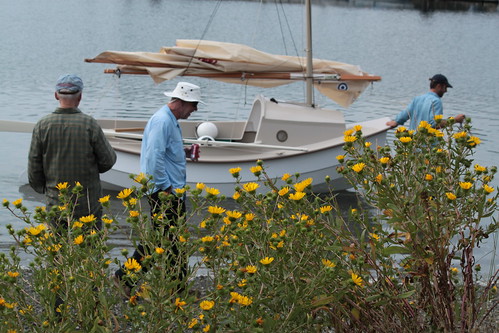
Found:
<box><xmin>140</xmin><ymin>105</ymin><xmax>186</xmax><ymax>193</ymax></box>
<box><xmin>395</xmin><ymin>92</ymin><xmax>443</xmax><ymax>130</ymax></box>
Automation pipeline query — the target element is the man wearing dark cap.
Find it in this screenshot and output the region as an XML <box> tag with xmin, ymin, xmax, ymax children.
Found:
<box><xmin>386</xmin><ymin>74</ymin><xmax>465</xmax><ymax>130</ymax></box>
<box><xmin>28</xmin><ymin>74</ymin><xmax>116</xmax><ymax>228</ymax></box>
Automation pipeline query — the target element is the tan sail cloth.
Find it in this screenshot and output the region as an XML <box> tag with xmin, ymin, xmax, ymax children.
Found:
<box><xmin>86</xmin><ymin>40</ymin><xmax>379</xmax><ymax>107</ymax></box>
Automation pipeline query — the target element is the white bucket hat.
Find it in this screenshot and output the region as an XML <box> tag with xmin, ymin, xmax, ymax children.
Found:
<box><xmin>164</xmin><ymin>82</ymin><xmax>205</xmax><ymax>104</ymax></box>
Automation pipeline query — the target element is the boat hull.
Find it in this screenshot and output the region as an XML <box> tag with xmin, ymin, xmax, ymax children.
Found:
<box><xmin>100</xmin><ymin>117</ymin><xmax>389</xmax><ymax>195</ymax></box>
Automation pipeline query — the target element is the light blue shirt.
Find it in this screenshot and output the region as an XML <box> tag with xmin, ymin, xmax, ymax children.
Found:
<box><xmin>395</xmin><ymin>92</ymin><xmax>443</xmax><ymax>130</ymax></box>
<box><xmin>141</xmin><ymin>105</ymin><xmax>186</xmax><ymax>193</ymax></box>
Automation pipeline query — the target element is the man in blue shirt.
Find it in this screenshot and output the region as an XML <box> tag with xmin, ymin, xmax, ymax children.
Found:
<box><xmin>386</xmin><ymin>74</ymin><xmax>465</xmax><ymax>130</ymax></box>
<box><xmin>115</xmin><ymin>82</ymin><xmax>202</xmax><ymax>296</ymax></box>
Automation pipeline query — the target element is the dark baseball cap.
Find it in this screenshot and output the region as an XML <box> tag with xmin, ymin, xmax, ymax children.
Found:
<box><xmin>55</xmin><ymin>74</ymin><xmax>84</xmax><ymax>94</ymax></box>
<box><xmin>429</xmin><ymin>74</ymin><xmax>452</xmax><ymax>88</ymax></box>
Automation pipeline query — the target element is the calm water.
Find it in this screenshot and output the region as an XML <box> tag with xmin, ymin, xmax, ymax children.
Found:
<box><xmin>0</xmin><ymin>0</ymin><xmax>498</xmax><ymax>272</ymax></box>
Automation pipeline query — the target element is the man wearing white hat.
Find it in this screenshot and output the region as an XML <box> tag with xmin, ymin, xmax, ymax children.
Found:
<box><xmin>114</xmin><ymin>82</ymin><xmax>202</xmax><ymax>294</ymax></box>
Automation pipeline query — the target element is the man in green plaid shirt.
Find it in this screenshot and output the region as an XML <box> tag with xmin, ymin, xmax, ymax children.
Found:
<box><xmin>28</xmin><ymin>74</ymin><xmax>116</xmax><ymax>228</ymax></box>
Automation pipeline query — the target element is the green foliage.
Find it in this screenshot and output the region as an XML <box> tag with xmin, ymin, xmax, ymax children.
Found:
<box><xmin>0</xmin><ymin>118</ymin><xmax>497</xmax><ymax>332</ymax></box>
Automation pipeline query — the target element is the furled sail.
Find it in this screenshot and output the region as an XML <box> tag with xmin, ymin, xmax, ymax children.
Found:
<box><xmin>85</xmin><ymin>40</ymin><xmax>380</xmax><ymax>107</ymax></box>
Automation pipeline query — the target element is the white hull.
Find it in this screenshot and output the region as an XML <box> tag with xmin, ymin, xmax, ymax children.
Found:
<box><xmin>99</xmin><ymin>96</ymin><xmax>389</xmax><ymax>195</ymax></box>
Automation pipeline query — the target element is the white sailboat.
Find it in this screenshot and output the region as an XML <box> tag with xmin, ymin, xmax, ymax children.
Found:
<box><xmin>4</xmin><ymin>1</ymin><xmax>390</xmax><ymax>195</ymax></box>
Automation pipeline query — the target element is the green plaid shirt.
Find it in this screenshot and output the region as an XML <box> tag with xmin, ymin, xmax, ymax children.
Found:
<box><xmin>28</xmin><ymin>107</ymin><xmax>116</xmax><ymax>218</ymax></box>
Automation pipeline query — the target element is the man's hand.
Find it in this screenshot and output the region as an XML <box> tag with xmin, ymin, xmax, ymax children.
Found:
<box><xmin>185</xmin><ymin>144</ymin><xmax>200</xmax><ymax>162</ymax></box>
<box><xmin>454</xmin><ymin>114</ymin><xmax>466</xmax><ymax>124</ymax></box>
<box><xmin>386</xmin><ymin>120</ymin><xmax>398</xmax><ymax>128</ymax></box>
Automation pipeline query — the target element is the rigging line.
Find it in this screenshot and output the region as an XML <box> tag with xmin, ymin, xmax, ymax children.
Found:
<box><xmin>278</xmin><ymin>0</ymin><xmax>301</xmax><ymax>62</ymax></box>
<box><xmin>274</xmin><ymin>0</ymin><xmax>288</xmax><ymax>55</ymax></box>
<box><xmin>250</xmin><ymin>0</ymin><xmax>264</xmax><ymax>48</ymax></box>
<box><xmin>187</xmin><ymin>0</ymin><xmax>223</xmax><ymax>71</ymax></box>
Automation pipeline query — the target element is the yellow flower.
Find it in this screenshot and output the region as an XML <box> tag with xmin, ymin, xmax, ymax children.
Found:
<box><xmin>7</xmin><ymin>271</ymin><xmax>19</xmax><ymax>278</ymax></box>
<box><xmin>133</xmin><ymin>172</ymin><xmax>147</xmax><ymax>184</ymax></box>
<box><xmin>483</xmin><ymin>184</ymin><xmax>495</xmax><ymax>194</ymax></box>
<box><xmin>289</xmin><ymin>191</ymin><xmax>306</xmax><ymax>201</ymax></box>
<box><xmin>453</xmin><ymin>131</ymin><xmax>467</xmax><ymax>139</ymax></box>
<box><xmin>294</xmin><ymin>178</ymin><xmax>313</xmax><ymax>192</ymax></box>
<box><xmin>196</xmin><ymin>183</ymin><xmax>206</xmax><ymax>191</ymax></box>
<box><xmin>229</xmin><ymin>167</ymin><xmax>241</xmax><ymax>175</ymax></box>
<box><xmin>364</xmin><ymin>141</ymin><xmax>372</xmax><ymax>148</ymax></box>
<box><xmin>243</xmin><ymin>182</ymin><xmax>259</xmax><ymax>193</ymax></box>
<box><xmin>434</xmin><ymin>114</ymin><xmax>443</xmax><ymax>121</ymax></box>
<box><xmin>250</xmin><ymin>165</ymin><xmax>262</xmax><ymax>175</ymax></box>
<box><xmin>26</xmin><ymin>224</ymin><xmax>46</xmax><ymax>236</ymax></box>
<box><xmin>236</xmin><ymin>295</ymin><xmax>253</xmax><ymax>306</ymax></box>
<box><xmin>344</xmin><ymin>135</ymin><xmax>357</xmax><ymax>143</ymax></box>
<box><xmin>353</xmin><ymin>125</ymin><xmax>362</xmax><ymax>132</ymax></box>
<box><xmin>351</xmin><ymin>163</ymin><xmax>366</xmax><ymax>173</ymax></box>
<box><xmin>336</xmin><ymin>155</ymin><xmax>345</xmax><ymax>162</ymax></box>
<box><xmin>322</xmin><ymin>259</ymin><xmax>336</xmax><ymax>268</ymax></box>
<box><xmin>79</xmin><ymin>214</ymin><xmax>96</xmax><ymax>223</ymax></box>
<box><xmin>205</xmin><ymin>187</ymin><xmax>220</xmax><ymax>196</ymax></box>
<box><xmin>320</xmin><ymin>205</ymin><xmax>333</xmax><ymax>213</ymax></box>
<box><xmin>245</xmin><ymin>213</ymin><xmax>255</xmax><ymax>221</ymax></box>
<box><xmin>281</xmin><ymin>173</ymin><xmax>292</xmax><ymax>181</ymax></box>
<box><xmin>179</xmin><ymin>235</ymin><xmax>187</xmax><ymax>242</ymax></box>
<box><xmin>129</xmin><ymin>210</ymin><xmax>139</xmax><ymax>218</ymax></box>
<box><xmin>47</xmin><ymin>244</ymin><xmax>62</xmax><ymax>252</ymax></box>
<box><xmin>155</xmin><ymin>247</ymin><xmax>165</xmax><ymax>254</ymax></box>
<box><xmin>12</xmin><ymin>198</ymin><xmax>23</xmax><ymax>207</ymax></box>
<box><xmin>399</xmin><ymin>137</ymin><xmax>412</xmax><ymax>143</ymax></box>
<box><xmin>55</xmin><ymin>182</ymin><xmax>68</xmax><ymax>190</ymax></box>
<box><xmin>244</xmin><ymin>265</ymin><xmax>257</xmax><ymax>274</ymax></box>
<box><xmin>351</xmin><ymin>272</ymin><xmax>364</xmax><ymax>287</ymax></box>
<box><xmin>72</xmin><ymin>221</ymin><xmax>83</xmax><ymax>228</ymax></box>
<box><xmin>124</xmin><ymin>258</ymin><xmax>141</xmax><ymax>273</ymax></box>
<box><xmin>73</xmin><ymin>235</ymin><xmax>84</xmax><ymax>245</ymax></box>
<box><xmin>379</xmin><ymin>157</ymin><xmax>390</xmax><ymax>164</ymax></box>
<box><xmin>418</xmin><ymin>121</ymin><xmax>431</xmax><ymax>130</ymax></box>
<box><xmin>208</xmin><ymin>205</ymin><xmax>226</xmax><ymax>215</ymax></box>
<box><xmin>199</xmin><ymin>300</ymin><xmax>215</xmax><ymax>311</ymax></box>
<box><xmin>203</xmin><ymin>324</ymin><xmax>211</xmax><ymax>332</ymax></box>
<box><xmin>369</xmin><ymin>233</ymin><xmax>380</xmax><ymax>241</ymax></box>
<box><xmin>343</xmin><ymin>129</ymin><xmax>354</xmax><ymax>136</ymax></box>
<box><xmin>232</xmin><ymin>191</ymin><xmax>241</xmax><ymax>200</ymax></box>
<box><xmin>395</xmin><ymin>126</ymin><xmax>407</xmax><ymax>133</ymax></box>
<box><xmin>238</xmin><ymin>279</ymin><xmax>247</xmax><ymax>287</ymax></box>
<box><xmin>375</xmin><ymin>174</ymin><xmax>383</xmax><ymax>184</ymax></box>
<box><xmin>175</xmin><ymin>298</ymin><xmax>186</xmax><ymax>311</ymax></box>
<box><xmin>425</xmin><ymin>174</ymin><xmax>433</xmax><ymax>181</ymax></box>
<box><xmin>259</xmin><ymin>257</ymin><xmax>274</xmax><ymax>265</ymax></box>
<box><xmin>459</xmin><ymin>182</ymin><xmax>473</xmax><ymax>190</ymax></box>
<box><xmin>174</xmin><ymin>188</ymin><xmax>186</xmax><ymax>194</ymax></box>
<box><xmin>201</xmin><ymin>236</ymin><xmax>214</xmax><ymax>243</ymax></box>
<box><xmin>102</xmin><ymin>217</ymin><xmax>113</xmax><ymax>224</ymax></box>
<box><xmin>226</xmin><ymin>210</ymin><xmax>242</xmax><ymax>219</ymax></box>
<box><xmin>98</xmin><ymin>195</ymin><xmax>110</xmax><ymax>204</ymax></box>
<box><xmin>278</xmin><ymin>187</ymin><xmax>290</xmax><ymax>196</ymax></box>
<box><xmin>446</xmin><ymin>192</ymin><xmax>457</xmax><ymax>200</ymax></box>
<box><xmin>467</xmin><ymin>136</ymin><xmax>481</xmax><ymax>146</ymax></box>
<box><xmin>474</xmin><ymin>164</ymin><xmax>487</xmax><ymax>172</ymax></box>
<box><xmin>188</xmin><ymin>318</ymin><xmax>198</xmax><ymax>328</ymax></box>
<box><xmin>117</xmin><ymin>188</ymin><xmax>133</xmax><ymax>199</ymax></box>
<box><xmin>450</xmin><ymin>267</ymin><xmax>459</xmax><ymax>274</ymax></box>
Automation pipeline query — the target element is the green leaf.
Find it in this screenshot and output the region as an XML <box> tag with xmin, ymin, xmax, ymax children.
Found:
<box><xmin>382</xmin><ymin>246</ymin><xmax>412</xmax><ymax>255</ymax></box>
<box><xmin>396</xmin><ymin>290</ymin><xmax>416</xmax><ymax>299</ymax></box>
